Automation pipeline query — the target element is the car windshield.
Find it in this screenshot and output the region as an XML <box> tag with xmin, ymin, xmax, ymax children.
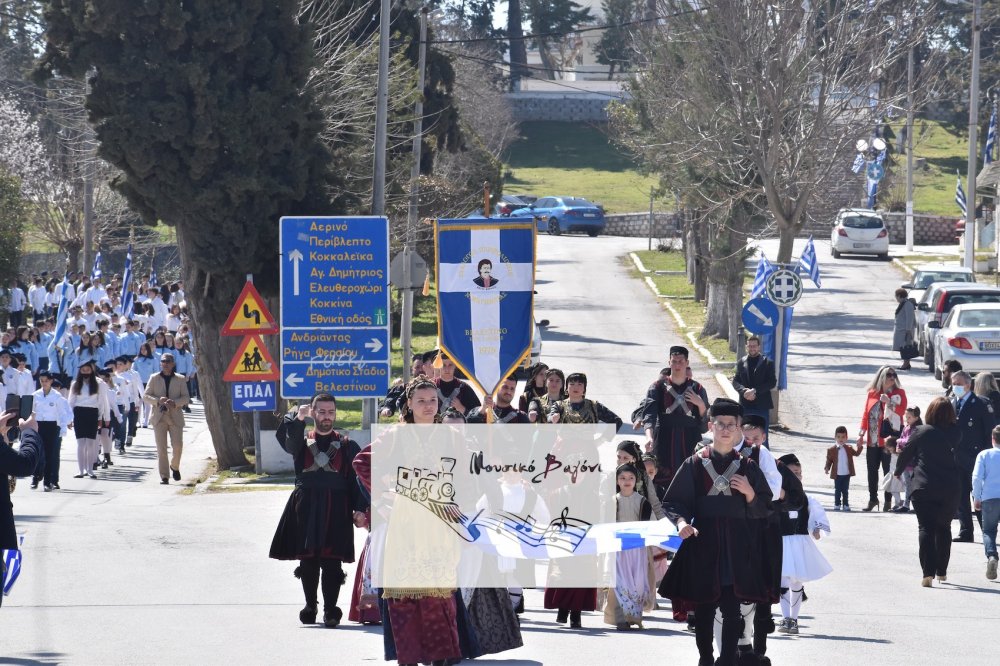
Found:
<box><xmin>914</xmin><ymin>272</ymin><xmax>972</xmax><ymax>288</ymax></box>
<box><xmin>957</xmin><ymin>310</ymin><xmax>1000</xmax><ymax>328</ymax></box>
<box><xmin>562</xmin><ymin>198</ymin><xmax>594</xmax><ymax>207</ymax></box>
<box><xmin>841</xmin><ymin>215</ymin><xmax>883</xmax><ymax>229</ymax></box>
<box><xmin>945</xmin><ymin>293</ymin><xmax>1000</xmax><ymax>312</ymax></box>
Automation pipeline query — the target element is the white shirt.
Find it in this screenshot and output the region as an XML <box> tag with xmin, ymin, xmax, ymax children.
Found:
<box><xmin>9</xmin><ymin>287</ymin><xmax>26</xmax><ymax>311</ymax></box>
<box><xmin>28</xmin><ymin>285</ymin><xmax>47</xmax><ymax>312</ymax></box>
<box><xmin>837</xmin><ymin>444</ymin><xmax>850</xmax><ymax>474</ymax></box>
<box><xmin>148</xmin><ymin>297</ymin><xmax>168</xmax><ymax>331</ymax></box>
<box><xmin>124</xmin><ymin>368</ymin><xmax>143</xmax><ymax>405</ymax></box>
<box><xmin>68</xmin><ymin>381</ymin><xmax>111</xmax><ymax>421</ymax></box>
<box><xmin>734</xmin><ymin>437</ymin><xmax>782</xmax><ymax>499</ymax></box>
<box><xmin>110</xmin><ymin>376</ymin><xmax>129</xmax><ymax>408</ymax></box>
<box><xmin>2</xmin><ymin>365</ymin><xmax>19</xmax><ymax>394</ymax></box>
<box><xmin>15</xmin><ymin>368</ymin><xmax>34</xmax><ymax>397</ymax></box>
<box><xmin>85</xmin><ymin>285</ymin><xmax>108</xmax><ymax>306</ymax></box>
<box><xmin>34</xmin><ymin>387</ymin><xmax>70</xmax><ymax>424</ymax></box>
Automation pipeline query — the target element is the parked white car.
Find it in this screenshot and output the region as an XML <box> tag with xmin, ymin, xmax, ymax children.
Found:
<box><xmin>916</xmin><ymin>283</ymin><xmax>1000</xmax><ymax>368</ymax></box>
<box><xmin>931</xmin><ymin>303</ymin><xmax>1000</xmax><ymax>379</ymax></box>
<box><xmin>830</xmin><ymin>208</ymin><xmax>889</xmax><ymax>259</ymax></box>
<box><xmin>900</xmin><ymin>263</ymin><xmax>975</xmax><ymax>304</ymax></box>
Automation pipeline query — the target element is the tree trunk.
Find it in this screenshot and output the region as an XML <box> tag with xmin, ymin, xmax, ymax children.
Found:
<box><xmin>63</xmin><ymin>240</ymin><xmax>82</xmax><ymax>273</ymax></box>
<box><xmin>175</xmin><ymin>224</ymin><xmax>250</xmax><ymax>470</ymax></box>
<box><xmin>691</xmin><ymin>211</ymin><xmax>708</xmax><ymax>302</ymax></box>
<box><xmin>702</xmin><ymin>280</ymin><xmax>730</xmax><ymax>338</ymax></box>
<box><xmin>776</xmin><ymin>224</ymin><xmax>797</xmax><ymax>264</ymax></box>
<box><xmin>507</xmin><ymin>0</ymin><xmax>528</xmax><ymax>89</ymax></box>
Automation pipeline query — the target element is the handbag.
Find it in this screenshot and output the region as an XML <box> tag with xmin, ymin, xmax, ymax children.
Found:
<box><xmin>900</xmin><ymin>342</ymin><xmax>919</xmax><ymax>360</ymax></box>
<box><xmin>879</xmin><ymin>418</ymin><xmax>899</xmax><ymax>439</ymax></box>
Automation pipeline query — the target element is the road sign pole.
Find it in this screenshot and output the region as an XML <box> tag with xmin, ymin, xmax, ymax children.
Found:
<box><xmin>772</xmin><ymin>304</ymin><xmax>785</xmax><ymax>427</ymax></box>
<box><xmin>247</xmin><ymin>273</ymin><xmax>263</xmax><ymax>474</ymax></box>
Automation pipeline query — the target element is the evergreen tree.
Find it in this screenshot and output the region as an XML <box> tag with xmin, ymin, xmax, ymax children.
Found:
<box><xmin>36</xmin><ymin>0</ymin><xmax>337</xmax><ymax>469</ymax></box>
<box><xmin>0</xmin><ymin>169</ymin><xmax>26</xmax><ymax>286</ymax></box>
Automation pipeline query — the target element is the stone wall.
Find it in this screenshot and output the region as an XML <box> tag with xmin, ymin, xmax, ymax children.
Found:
<box><xmin>507</xmin><ymin>93</ymin><xmax>615</xmax><ymax>122</ymax></box>
<box><xmin>603</xmin><ymin>212</ymin><xmax>682</xmax><ymax>237</ymax></box>
<box><xmin>882</xmin><ymin>213</ymin><xmax>959</xmax><ymax>245</ymax></box>
<box><xmin>20</xmin><ymin>244</ymin><xmax>183</xmax><ymax>281</ymax></box>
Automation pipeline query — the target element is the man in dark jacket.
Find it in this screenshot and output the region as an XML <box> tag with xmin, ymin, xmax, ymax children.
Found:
<box><xmin>951</xmin><ymin>371</ymin><xmax>994</xmax><ymax>542</ymax></box>
<box><xmin>732</xmin><ymin>336</ymin><xmax>777</xmax><ymax>438</ymax></box>
<box><xmin>1</xmin><ymin>411</ymin><xmax>40</xmax><ymax>608</ymax></box>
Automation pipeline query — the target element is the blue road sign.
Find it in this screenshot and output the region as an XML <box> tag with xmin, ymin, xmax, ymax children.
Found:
<box><xmin>867</xmin><ymin>162</ymin><xmax>885</xmax><ymax>182</ymax></box>
<box><xmin>231</xmin><ymin>381</ymin><xmax>276</xmax><ymax>412</ymax></box>
<box><xmin>279</xmin><ymin>217</ymin><xmax>391</xmax><ymax>400</ymax></box>
<box><xmin>742</xmin><ymin>297</ymin><xmax>779</xmax><ymax>335</ymax></box>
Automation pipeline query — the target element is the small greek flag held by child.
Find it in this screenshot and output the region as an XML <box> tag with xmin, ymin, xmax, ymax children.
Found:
<box><xmin>2</xmin><ymin>534</ymin><xmax>25</xmax><ymax>597</ymax></box>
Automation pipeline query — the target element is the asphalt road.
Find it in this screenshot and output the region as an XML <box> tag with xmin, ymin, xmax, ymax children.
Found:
<box><xmin>3</xmin><ymin>234</ymin><xmax>998</xmax><ymax>665</ymax></box>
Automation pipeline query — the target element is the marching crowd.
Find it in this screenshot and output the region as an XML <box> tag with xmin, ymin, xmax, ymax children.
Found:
<box><xmin>1</xmin><ymin>269</ymin><xmax>198</xmax><ymax>490</ymax></box>
<box><xmin>269</xmin><ymin>343</ymin><xmax>846</xmax><ymax>666</ymax></box>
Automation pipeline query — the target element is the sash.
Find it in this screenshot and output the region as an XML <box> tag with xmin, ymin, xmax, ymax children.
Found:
<box><xmin>438</xmin><ymin>385</ymin><xmax>462</xmax><ymax>414</ymax></box>
<box><xmin>302</xmin><ymin>439</ymin><xmax>342</xmax><ymax>473</ymax></box>
<box><xmin>701</xmin><ymin>452</ymin><xmax>741</xmax><ymax>496</ymax></box>
<box><xmin>662</xmin><ymin>382</ymin><xmax>693</xmax><ymax>417</ymax></box>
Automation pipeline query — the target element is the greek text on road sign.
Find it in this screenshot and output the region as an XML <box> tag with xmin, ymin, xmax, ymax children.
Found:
<box><xmin>230</xmin><ymin>381</ymin><xmax>276</xmax><ymax>412</ymax></box>
<box><xmin>221</xmin><ymin>281</ymin><xmax>278</xmax><ymax>336</ymax></box>
<box><xmin>279</xmin><ymin>216</ymin><xmax>391</xmax><ymax>399</ymax></box>
<box><xmin>765</xmin><ymin>269</ymin><xmax>803</xmax><ymax>307</ymax></box>
<box><xmin>224</xmin><ymin>334</ymin><xmax>279</xmax><ymax>382</ymax></box>
<box><xmin>741</xmin><ymin>297</ymin><xmax>779</xmax><ymax>335</ymax></box>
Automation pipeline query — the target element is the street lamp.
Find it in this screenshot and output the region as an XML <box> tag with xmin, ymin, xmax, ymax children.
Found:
<box><xmin>856</xmin><ymin>137</ymin><xmax>887</xmax><ymax>208</ymax></box>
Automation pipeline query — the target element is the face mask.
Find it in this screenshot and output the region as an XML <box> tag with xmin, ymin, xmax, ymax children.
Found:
<box><xmin>952</xmin><ymin>385</ymin><xmax>966</xmax><ymax>399</ymax></box>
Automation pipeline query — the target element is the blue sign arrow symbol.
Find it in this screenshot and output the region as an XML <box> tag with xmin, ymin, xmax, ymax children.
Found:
<box><xmin>285</xmin><ymin>372</ymin><xmax>303</xmax><ymax>388</ymax></box>
<box><xmin>747</xmin><ymin>303</ymin><xmax>773</xmax><ymax>327</ymax></box>
<box><xmin>364</xmin><ymin>338</ymin><xmax>383</xmax><ymax>353</ymax></box>
<box><xmin>288</xmin><ymin>248</ymin><xmax>304</xmax><ymax>296</ymax></box>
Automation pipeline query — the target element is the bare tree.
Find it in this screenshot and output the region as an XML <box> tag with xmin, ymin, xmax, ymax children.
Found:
<box><xmin>619</xmin><ymin>0</ymin><xmax>936</xmax><ymax>263</ymax></box>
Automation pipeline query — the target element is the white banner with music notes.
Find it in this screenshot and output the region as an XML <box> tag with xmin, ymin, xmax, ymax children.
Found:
<box><xmin>370</xmin><ymin>423</ymin><xmax>655</xmax><ymax>589</ymax></box>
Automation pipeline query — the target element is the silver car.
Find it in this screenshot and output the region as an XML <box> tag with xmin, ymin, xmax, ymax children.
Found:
<box><xmin>915</xmin><ymin>283</ymin><xmax>1000</xmax><ymax>368</ymax></box>
<box><xmin>931</xmin><ymin>303</ymin><xmax>1000</xmax><ymax>379</ymax></box>
<box><xmin>901</xmin><ymin>263</ymin><xmax>975</xmax><ymax>304</ymax></box>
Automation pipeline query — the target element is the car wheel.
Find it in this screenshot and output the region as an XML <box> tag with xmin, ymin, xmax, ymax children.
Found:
<box><xmin>879</xmin><ymin>253</ymin><xmax>890</xmax><ymax>260</ymax></box>
<box><xmin>548</xmin><ymin>218</ymin><xmax>561</xmax><ymax>235</ymax></box>
<box><xmin>831</xmin><ymin>247</ymin><xmax>841</xmax><ymax>258</ymax></box>
<box><xmin>934</xmin><ymin>361</ymin><xmax>942</xmax><ymax>381</ymax></box>
<box><xmin>923</xmin><ymin>341</ymin><xmax>933</xmax><ymax>367</ymax></box>
<box><xmin>587</xmin><ymin>229</ymin><xmax>599</xmax><ymax>237</ymax></box>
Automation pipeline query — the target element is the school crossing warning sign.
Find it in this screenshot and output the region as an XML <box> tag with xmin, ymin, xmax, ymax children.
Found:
<box><xmin>223</xmin><ymin>334</ymin><xmax>279</xmax><ymax>381</ymax></box>
<box><xmin>221</xmin><ymin>282</ymin><xmax>278</xmax><ymax>336</ymax></box>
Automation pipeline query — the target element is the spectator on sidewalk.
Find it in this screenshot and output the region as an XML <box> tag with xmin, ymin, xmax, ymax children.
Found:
<box><xmin>0</xmin><ymin>410</ymin><xmax>40</xmax><ymax>608</ymax></box>
<box><xmin>731</xmin><ymin>336</ymin><xmax>776</xmax><ymax>437</ymax></box>
<box><xmin>143</xmin><ymin>352</ymin><xmax>190</xmax><ymax>485</ymax></box>
<box><xmin>950</xmin><ymin>371</ymin><xmax>994</xmax><ymax>542</ymax></box>
<box><xmin>972</xmin><ymin>425</ymin><xmax>1000</xmax><ymax>580</ymax></box>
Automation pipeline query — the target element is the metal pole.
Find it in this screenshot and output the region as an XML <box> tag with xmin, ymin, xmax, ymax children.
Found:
<box><xmin>401</xmin><ymin>7</ymin><xmax>428</xmax><ymax>385</ymax></box>
<box><xmin>247</xmin><ymin>272</ymin><xmax>262</xmax><ymax>474</ymax></box>
<box><xmin>365</xmin><ymin>0</ymin><xmax>391</xmax><ymax>430</ymax></box>
<box><xmin>905</xmin><ymin>44</ymin><xmax>915</xmax><ymax>252</ymax></box>
<box><xmin>648</xmin><ymin>187</ymin><xmax>654</xmax><ymax>251</ymax></box>
<box><xmin>83</xmin><ymin>164</ymin><xmax>94</xmax><ymax>272</ymax></box>
<box><xmin>772</xmin><ymin>304</ymin><xmax>785</xmax><ymax>427</ymax></box>
<box><xmin>964</xmin><ymin>0</ymin><xmax>982</xmax><ymax>269</ymax></box>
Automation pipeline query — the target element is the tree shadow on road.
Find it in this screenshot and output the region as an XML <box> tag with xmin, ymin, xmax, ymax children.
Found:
<box><xmin>790</xmin><ymin>313</ymin><xmax>889</xmax><ymax>332</ymax></box>
<box><xmin>541</xmin><ymin>328</ymin><xmax>643</xmax><ymax>347</ymax></box>
<box><xmin>0</xmin><ymin>654</ymin><xmax>68</xmax><ymax>665</ymax></box>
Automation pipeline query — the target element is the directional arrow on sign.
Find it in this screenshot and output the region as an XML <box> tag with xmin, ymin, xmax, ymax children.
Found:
<box><xmin>365</xmin><ymin>338</ymin><xmax>384</xmax><ymax>353</ymax></box>
<box><xmin>289</xmin><ymin>248</ymin><xmax>304</xmax><ymax>296</ymax></box>
<box><xmin>243</xmin><ymin>400</ymin><xmax>268</xmax><ymax>409</ymax></box>
<box><xmin>747</xmin><ymin>303</ymin><xmax>773</xmax><ymax>327</ymax></box>
<box><xmin>285</xmin><ymin>372</ymin><xmax>303</xmax><ymax>388</ymax></box>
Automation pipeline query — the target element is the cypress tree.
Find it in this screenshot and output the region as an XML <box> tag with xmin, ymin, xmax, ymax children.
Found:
<box><xmin>37</xmin><ymin>0</ymin><xmax>338</xmax><ymax>468</ymax></box>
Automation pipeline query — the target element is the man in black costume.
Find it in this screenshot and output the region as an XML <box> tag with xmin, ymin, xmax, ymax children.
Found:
<box><xmin>467</xmin><ymin>376</ymin><xmax>531</xmax><ymax>424</ymax></box>
<box><xmin>269</xmin><ymin>393</ymin><xmax>367</xmax><ymax>627</ymax></box>
<box><xmin>659</xmin><ymin>398</ymin><xmax>773</xmax><ymax>666</ymax></box>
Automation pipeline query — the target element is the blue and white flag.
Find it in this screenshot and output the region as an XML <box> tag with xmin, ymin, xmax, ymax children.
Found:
<box><xmin>436</xmin><ymin>218</ymin><xmax>535</xmax><ymax>396</ymax></box>
<box><xmin>867</xmin><ymin>177</ymin><xmax>878</xmax><ymax>209</ymax></box>
<box><xmin>956</xmin><ymin>172</ymin><xmax>968</xmax><ymax>216</ymax></box>
<box><xmin>48</xmin><ymin>273</ymin><xmax>71</xmax><ymax>353</ymax></box>
<box><xmin>90</xmin><ymin>251</ymin><xmax>102</xmax><ymax>281</ymax></box>
<box><xmin>798</xmin><ymin>236</ymin><xmax>822</xmax><ymax>288</ymax></box>
<box><xmin>148</xmin><ymin>266</ymin><xmax>158</xmax><ymax>289</ymax></box>
<box><xmin>986</xmin><ymin>106</ymin><xmax>997</xmax><ymax>165</ymax></box>
<box><xmin>750</xmin><ymin>253</ymin><xmax>776</xmax><ymax>299</ymax></box>
<box><xmin>876</xmin><ymin>148</ymin><xmax>887</xmax><ymax>166</ymax></box>
<box><xmin>2</xmin><ymin>535</ymin><xmax>24</xmax><ymax>597</ymax></box>
<box><xmin>851</xmin><ymin>153</ymin><xmax>865</xmax><ymax>174</ymax></box>
<box><xmin>121</xmin><ymin>244</ymin><xmax>134</xmax><ymax>319</ymax></box>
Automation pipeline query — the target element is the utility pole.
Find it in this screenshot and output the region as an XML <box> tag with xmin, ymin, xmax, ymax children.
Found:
<box><xmin>83</xmin><ymin>164</ymin><xmax>94</xmax><ymax>272</ymax></box>
<box><xmin>963</xmin><ymin>0</ymin><xmax>982</xmax><ymax>270</ymax></box>
<box><xmin>365</xmin><ymin>0</ymin><xmax>391</xmax><ymax>430</ymax></box>
<box><xmin>905</xmin><ymin>44</ymin><xmax>915</xmax><ymax>252</ymax></box>
<box><xmin>401</xmin><ymin>7</ymin><xmax>428</xmax><ymax>384</ymax></box>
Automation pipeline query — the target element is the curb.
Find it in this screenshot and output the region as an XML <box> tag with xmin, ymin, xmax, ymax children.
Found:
<box><xmin>892</xmin><ymin>257</ymin><xmax>915</xmax><ymax>277</ymax></box>
<box><xmin>715</xmin><ymin>372</ymin><xmax>740</xmax><ymax>401</ymax></box>
<box><xmin>631</xmin><ymin>253</ymin><xmax>734</xmax><ymax>370</ymax></box>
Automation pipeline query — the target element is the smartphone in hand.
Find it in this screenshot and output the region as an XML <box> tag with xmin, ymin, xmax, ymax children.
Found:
<box><xmin>6</xmin><ymin>394</ymin><xmax>33</xmax><ymax>420</ymax></box>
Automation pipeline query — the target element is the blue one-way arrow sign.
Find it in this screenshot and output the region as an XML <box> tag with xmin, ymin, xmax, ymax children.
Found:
<box><xmin>231</xmin><ymin>381</ymin><xmax>276</xmax><ymax>412</ymax></box>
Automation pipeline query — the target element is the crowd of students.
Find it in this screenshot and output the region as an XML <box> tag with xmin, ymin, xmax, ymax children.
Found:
<box><xmin>1</xmin><ymin>269</ymin><xmax>199</xmax><ymax>491</ymax></box>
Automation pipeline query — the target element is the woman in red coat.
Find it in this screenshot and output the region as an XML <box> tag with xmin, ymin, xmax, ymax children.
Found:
<box><xmin>857</xmin><ymin>366</ymin><xmax>907</xmax><ymax>512</ymax></box>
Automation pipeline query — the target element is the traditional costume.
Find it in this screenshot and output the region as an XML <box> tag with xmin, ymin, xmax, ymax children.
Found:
<box><xmin>659</xmin><ymin>398</ymin><xmax>773</xmax><ymax>666</ymax></box>
<box><xmin>435</xmin><ymin>376</ymin><xmax>481</xmax><ymax>415</ymax></box>
<box><xmin>466</xmin><ymin>403</ymin><xmax>530</xmax><ymax>424</ymax></box>
<box><xmin>269</xmin><ymin>412</ymin><xmax>366</xmax><ymax>627</ymax></box>
<box><xmin>604</xmin><ymin>463</ymin><xmax>656</xmax><ymax>630</ymax></box>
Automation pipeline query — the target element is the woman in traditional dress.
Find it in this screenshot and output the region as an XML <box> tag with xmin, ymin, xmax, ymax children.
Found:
<box><xmin>604</xmin><ymin>463</ymin><xmax>656</xmax><ymax>630</ymax></box>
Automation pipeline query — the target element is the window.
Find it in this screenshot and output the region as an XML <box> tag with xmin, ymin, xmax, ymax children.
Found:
<box><xmin>841</xmin><ymin>215</ymin><xmax>883</xmax><ymax>229</ymax></box>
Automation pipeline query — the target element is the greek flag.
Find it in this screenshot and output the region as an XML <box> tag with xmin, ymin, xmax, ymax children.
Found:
<box><xmin>121</xmin><ymin>245</ymin><xmax>134</xmax><ymax>319</ymax></box>
<box><xmin>797</xmin><ymin>236</ymin><xmax>822</xmax><ymax>288</ymax></box>
<box><xmin>867</xmin><ymin>177</ymin><xmax>878</xmax><ymax>209</ymax></box>
<box><xmin>987</xmin><ymin>106</ymin><xmax>997</xmax><ymax>165</ymax></box>
<box><xmin>851</xmin><ymin>153</ymin><xmax>865</xmax><ymax>174</ymax></box>
<box><xmin>48</xmin><ymin>273</ymin><xmax>71</xmax><ymax>352</ymax></box>
<box><xmin>436</xmin><ymin>218</ymin><xmax>535</xmax><ymax>395</ymax></box>
<box><xmin>2</xmin><ymin>535</ymin><xmax>24</xmax><ymax>597</ymax></box>
<box><xmin>956</xmin><ymin>172</ymin><xmax>968</xmax><ymax>216</ymax></box>
<box><xmin>148</xmin><ymin>266</ymin><xmax>158</xmax><ymax>288</ymax></box>
<box><xmin>750</xmin><ymin>253</ymin><xmax>776</xmax><ymax>299</ymax></box>
<box><xmin>90</xmin><ymin>251</ymin><xmax>102</xmax><ymax>281</ymax></box>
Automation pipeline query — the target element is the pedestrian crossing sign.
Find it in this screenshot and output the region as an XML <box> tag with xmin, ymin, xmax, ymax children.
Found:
<box><xmin>221</xmin><ymin>281</ymin><xmax>278</xmax><ymax>336</ymax></box>
<box><xmin>223</xmin><ymin>334</ymin><xmax>279</xmax><ymax>381</ymax></box>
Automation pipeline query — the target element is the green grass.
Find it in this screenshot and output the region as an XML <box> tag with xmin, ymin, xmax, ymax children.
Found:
<box><xmin>888</xmin><ymin>119</ymin><xmax>975</xmax><ymax>216</ymax></box>
<box><xmin>504</xmin><ymin>121</ymin><xmax>661</xmax><ymax>214</ymax></box>
<box><xmin>633</xmin><ymin>250</ymin><xmax>736</xmax><ymax>363</ymax></box>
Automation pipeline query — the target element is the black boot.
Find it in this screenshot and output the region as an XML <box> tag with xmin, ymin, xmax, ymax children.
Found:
<box><xmin>295</xmin><ymin>562</ymin><xmax>320</xmax><ymax>623</ymax></box>
<box><xmin>104</xmin><ymin>453</ymin><xmax>114</xmax><ymax>467</ymax></box>
<box><xmin>556</xmin><ymin>608</ymin><xmax>569</xmax><ymax>624</ymax></box>
<box><xmin>569</xmin><ymin>610</ymin><xmax>582</xmax><ymax>628</ymax></box>
<box><xmin>320</xmin><ymin>560</ymin><xmax>346</xmax><ymax>627</ymax></box>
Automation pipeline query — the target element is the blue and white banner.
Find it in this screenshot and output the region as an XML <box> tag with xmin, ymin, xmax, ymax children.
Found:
<box><xmin>750</xmin><ymin>253</ymin><xmax>776</xmax><ymax>299</ymax></box>
<box><xmin>851</xmin><ymin>153</ymin><xmax>865</xmax><ymax>174</ymax></box>
<box><xmin>986</xmin><ymin>105</ymin><xmax>997</xmax><ymax>165</ymax></box>
<box><xmin>48</xmin><ymin>274</ymin><xmax>71</xmax><ymax>353</ymax></box>
<box><xmin>90</xmin><ymin>251</ymin><xmax>102</xmax><ymax>281</ymax></box>
<box><xmin>866</xmin><ymin>177</ymin><xmax>878</xmax><ymax>209</ymax></box>
<box><xmin>121</xmin><ymin>244</ymin><xmax>134</xmax><ymax>319</ymax></box>
<box><xmin>956</xmin><ymin>172</ymin><xmax>968</xmax><ymax>216</ymax></box>
<box><xmin>435</xmin><ymin>218</ymin><xmax>536</xmax><ymax>396</ymax></box>
<box><xmin>797</xmin><ymin>236</ymin><xmax>822</xmax><ymax>288</ymax></box>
